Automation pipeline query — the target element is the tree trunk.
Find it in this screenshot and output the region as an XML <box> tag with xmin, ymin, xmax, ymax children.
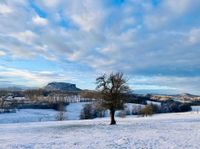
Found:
<box><xmin>110</xmin><ymin>109</ymin><xmax>116</xmax><ymax>125</ymax></box>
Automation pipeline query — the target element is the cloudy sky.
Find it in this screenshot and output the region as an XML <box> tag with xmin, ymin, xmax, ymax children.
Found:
<box><xmin>0</xmin><ymin>0</ymin><xmax>200</xmax><ymax>94</ymax></box>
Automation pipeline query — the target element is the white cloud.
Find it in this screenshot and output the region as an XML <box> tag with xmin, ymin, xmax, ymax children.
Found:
<box><xmin>188</xmin><ymin>28</ymin><xmax>200</xmax><ymax>44</ymax></box>
<box><xmin>0</xmin><ymin>66</ymin><xmax>68</xmax><ymax>87</ymax></box>
<box><xmin>0</xmin><ymin>4</ymin><xmax>12</xmax><ymax>14</ymax></box>
<box><xmin>144</xmin><ymin>15</ymin><xmax>169</xmax><ymax>30</ymax></box>
<box><xmin>32</xmin><ymin>16</ymin><xmax>48</xmax><ymax>26</ymax></box>
<box><xmin>0</xmin><ymin>51</ymin><xmax>6</xmax><ymax>57</ymax></box>
<box><xmin>39</xmin><ymin>0</ymin><xmax>62</xmax><ymax>8</ymax></box>
<box><xmin>0</xmin><ymin>0</ymin><xmax>200</xmax><ymax>93</ymax></box>
<box><xmin>10</xmin><ymin>30</ymin><xmax>38</xmax><ymax>44</ymax></box>
<box><xmin>63</xmin><ymin>0</ymin><xmax>106</xmax><ymax>31</ymax></box>
<box><xmin>144</xmin><ymin>0</ymin><xmax>200</xmax><ymax>30</ymax></box>
<box><xmin>131</xmin><ymin>75</ymin><xmax>200</xmax><ymax>94</ymax></box>
<box><xmin>163</xmin><ymin>0</ymin><xmax>190</xmax><ymax>14</ymax></box>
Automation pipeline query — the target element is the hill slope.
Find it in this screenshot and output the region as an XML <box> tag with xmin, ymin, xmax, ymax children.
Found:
<box><xmin>44</xmin><ymin>82</ymin><xmax>81</xmax><ymax>92</ymax></box>
<box><xmin>0</xmin><ymin>112</ymin><xmax>200</xmax><ymax>149</ymax></box>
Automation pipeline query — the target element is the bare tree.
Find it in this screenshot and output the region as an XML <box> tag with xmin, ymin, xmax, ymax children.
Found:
<box><xmin>96</xmin><ymin>72</ymin><xmax>130</xmax><ymax>125</ymax></box>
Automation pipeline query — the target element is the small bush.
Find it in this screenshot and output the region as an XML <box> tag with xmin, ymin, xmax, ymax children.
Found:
<box><xmin>55</xmin><ymin>102</ymin><xmax>66</xmax><ymax>121</ymax></box>
<box><xmin>56</xmin><ymin>111</ymin><xmax>65</xmax><ymax>121</ymax></box>
<box><xmin>80</xmin><ymin>104</ymin><xmax>94</xmax><ymax>119</ymax></box>
<box><xmin>139</xmin><ymin>105</ymin><xmax>154</xmax><ymax>117</ymax></box>
<box><xmin>80</xmin><ymin>103</ymin><xmax>106</xmax><ymax>119</ymax></box>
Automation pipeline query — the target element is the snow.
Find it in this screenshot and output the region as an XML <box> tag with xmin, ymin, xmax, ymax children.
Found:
<box><xmin>0</xmin><ymin>102</ymin><xmax>90</xmax><ymax>124</ymax></box>
<box><xmin>0</xmin><ymin>109</ymin><xmax>56</xmax><ymax>124</ymax></box>
<box><xmin>13</xmin><ymin>97</ymin><xmax>26</xmax><ymax>100</ymax></box>
<box><xmin>66</xmin><ymin>102</ymin><xmax>90</xmax><ymax>120</ymax></box>
<box><xmin>121</xmin><ymin>103</ymin><xmax>145</xmax><ymax>115</ymax></box>
<box><xmin>192</xmin><ymin>106</ymin><xmax>200</xmax><ymax>112</ymax></box>
<box><xmin>0</xmin><ymin>112</ymin><xmax>200</xmax><ymax>149</ymax></box>
<box><xmin>147</xmin><ymin>100</ymin><xmax>161</xmax><ymax>106</ymax></box>
<box><xmin>0</xmin><ymin>102</ymin><xmax>146</xmax><ymax>124</ymax></box>
<box><xmin>124</xmin><ymin>103</ymin><xmax>145</xmax><ymax>109</ymax></box>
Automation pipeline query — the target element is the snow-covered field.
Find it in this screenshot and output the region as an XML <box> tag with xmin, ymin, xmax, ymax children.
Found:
<box><xmin>192</xmin><ymin>106</ymin><xmax>200</xmax><ymax>112</ymax></box>
<box><xmin>0</xmin><ymin>112</ymin><xmax>200</xmax><ymax>149</ymax></box>
<box><xmin>0</xmin><ymin>102</ymin><xmax>143</xmax><ymax>124</ymax></box>
<box><xmin>0</xmin><ymin>102</ymin><xmax>89</xmax><ymax>124</ymax></box>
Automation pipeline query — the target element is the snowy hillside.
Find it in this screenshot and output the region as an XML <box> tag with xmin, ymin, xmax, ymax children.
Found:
<box><xmin>0</xmin><ymin>112</ymin><xmax>200</xmax><ymax>149</ymax></box>
<box><xmin>0</xmin><ymin>102</ymin><xmax>144</xmax><ymax>124</ymax></box>
<box><xmin>0</xmin><ymin>102</ymin><xmax>90</xmax><ymax>124</ymax></box>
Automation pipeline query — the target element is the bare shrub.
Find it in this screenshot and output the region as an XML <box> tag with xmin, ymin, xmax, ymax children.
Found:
<box><xmin>139</xmin><ymin>105</ymin><xmax>154</xmax><ymax>117</ymax></box>
<box><xmin>55</xmin><ymin>103</ymin><xmax>66</xmax><ymax>121</ymax></box>
<box><xmin>56</xmin><ymin>111</ymin><xmax>65</xmax><ymax>121</ymax></box>
<box><xmin>80</xmin><ymin>104</ymin><xmax>94</xmax><ymax>119</ymax></box>
<box><xmin>80</xmin><ymin>103</ymin><xmax>106</xmax><ymax>120</ymax></box>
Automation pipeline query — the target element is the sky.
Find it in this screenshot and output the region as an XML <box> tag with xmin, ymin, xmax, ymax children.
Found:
<box><xmin>0</xmin><ymin>0</ymin><xmax>200</xmax><ymax>94</ymax></box>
